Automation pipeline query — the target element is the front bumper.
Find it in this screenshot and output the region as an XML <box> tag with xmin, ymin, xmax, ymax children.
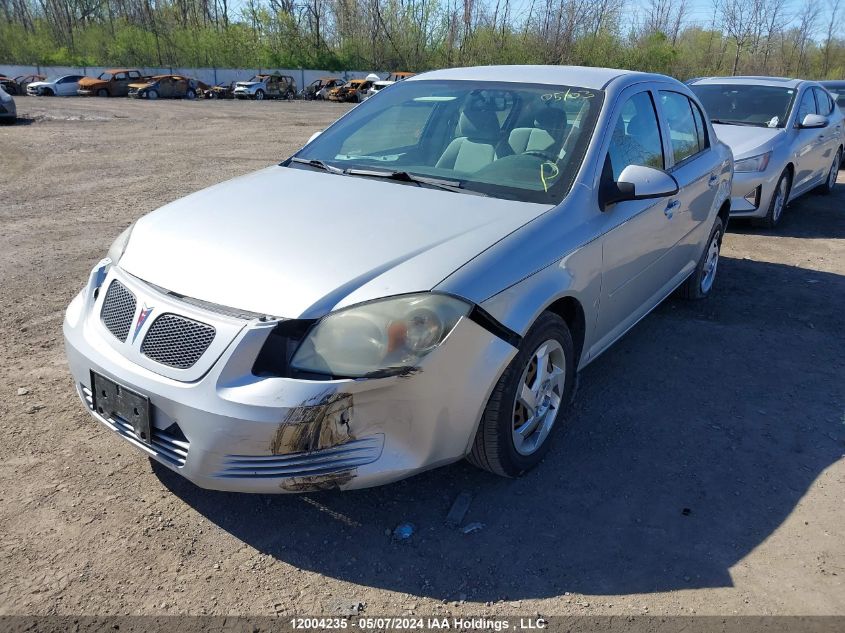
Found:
<box><xmin>63</xmin><ymin>264</ymin><xmax>516</xmax><ymax>493</ymax></box>
<box><xmin>727</xmin><ymin>167</ymin><xmax>781</xmax><ymax>218</ymax></box>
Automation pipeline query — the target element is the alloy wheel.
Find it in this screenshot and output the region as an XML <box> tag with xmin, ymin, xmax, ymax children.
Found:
<box><xmin>829</xmin><ymin>152</ymin><xmax>840</xmax><ymax>189</ymax></box>
<box><xmin>700</xmin><ymin>230</ymin><xmax>721</xmax><ymax>294</ymax></box>
<box><xmin>512</xmin><ymin>339</ymin><xmax>566</xmax><ymax>456</ymax></box>
<box><xmin>772</xmin><ymin>177</ymin><xmax>787</xmax><ymax>223</ymax></box>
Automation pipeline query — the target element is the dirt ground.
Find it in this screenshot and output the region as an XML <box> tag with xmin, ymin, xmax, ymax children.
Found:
<box><xmin>0</xmin><ymin>97</ymin><xmax>843</xmax><ymax>618</ymax></box>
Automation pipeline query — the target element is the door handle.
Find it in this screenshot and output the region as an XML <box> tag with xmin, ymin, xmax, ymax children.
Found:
<box><xmin>708</xmin><ymin>173</ymin><xmax>719</xmax><ymax>187</ymax></box>
<box><xmin>664</xmin><ymin>200</ymin><xmax>680</xmax><ymax>219</ymax></box>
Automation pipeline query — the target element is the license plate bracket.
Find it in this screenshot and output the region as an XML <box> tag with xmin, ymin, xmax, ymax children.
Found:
<box><xmin>90</xmin><ymin>371</ymin><xmax>152</xmax><ymax>444</ymax></box>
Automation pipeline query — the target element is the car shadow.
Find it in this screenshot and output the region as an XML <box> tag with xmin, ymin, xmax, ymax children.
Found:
<box><xmin>728</xmin><ymin>182</ymin><xmax>845</xmax><ymax>239</ymax></box>
<box><xmin>153</xmin><ymin>254</ymin><xmax>845</xmax><ymax>601</ymax></box>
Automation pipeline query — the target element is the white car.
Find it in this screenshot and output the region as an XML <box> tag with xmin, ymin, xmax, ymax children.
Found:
<box><xmin>364</xmin><ymin>80</ymin><xmax>393</xmax><ymax>99</ymax></box>
<box><xmin>26</xmin><ymin>75</ymin><xmax>85</xmax><ymax>97</ymax></box>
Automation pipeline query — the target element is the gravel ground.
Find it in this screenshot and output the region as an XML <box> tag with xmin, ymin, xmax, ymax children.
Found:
<box><xmin>0</xmin><ymin>97</ymin><xmax>843</xmax><ymax>617</ymax></box>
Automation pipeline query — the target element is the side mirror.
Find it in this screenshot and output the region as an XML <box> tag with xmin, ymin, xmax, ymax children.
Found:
<box><xmin>307</xmin><ymin>130</ymin><xmax>322</xmax><ymax>144</ymax></box>
<box><xmin>799</xmin><ymin>113</ymin><xmax>828</xmax><ymax>129</ymax></box>
<box><xmin>599</xmin><ymin>165</ymin><xmax>679</xmax><ymax>211</ymax></box>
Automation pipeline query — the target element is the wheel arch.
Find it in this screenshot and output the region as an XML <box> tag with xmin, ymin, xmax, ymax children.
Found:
<box><xmin>542</xmin><ymin>295</ymin><xmax>586</xmax><ymax>368</ymax></box>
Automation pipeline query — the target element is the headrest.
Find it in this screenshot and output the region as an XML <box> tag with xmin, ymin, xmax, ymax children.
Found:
<box><xmin>534</xmin><ymin>108</ymin><xmax>567</xmax><ymax>134</ymax></box>
<box><xmin>457</xmin><ymin>107</ymin><xmax>501</xmax><ymax>141</ymax></box>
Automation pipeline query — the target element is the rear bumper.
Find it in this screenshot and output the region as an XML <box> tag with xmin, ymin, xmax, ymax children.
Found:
<box><xmin>63</xmin><ymin>264</ymin><xmax>516</xmax><ymax>493</ymax></box>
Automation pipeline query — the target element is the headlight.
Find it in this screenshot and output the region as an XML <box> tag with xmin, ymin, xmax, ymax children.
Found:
<box><xmin>291</xmin><ymin>293</ymin><xmax>471</xmax><ymax>377</ymax></box>
<box><xmin>734</xmin><ymin>151</ymin><xmax>772</xmax><ymax>173</ymax></box>
<box><xmin>107</xmin><ymin>223</ymin><xmax>135</xmax><ymax>265</ymax></box>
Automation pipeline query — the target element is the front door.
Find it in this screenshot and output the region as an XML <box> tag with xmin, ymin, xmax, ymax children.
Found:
<box><xmin>592</xmin><ymin>87</ymin><xmax>686</xmax><ymax>354</ymax></box>
<box><xmin>791</xmin><ymin>88</ymin><xmax>826</xmax><ymax>194</ymax></box>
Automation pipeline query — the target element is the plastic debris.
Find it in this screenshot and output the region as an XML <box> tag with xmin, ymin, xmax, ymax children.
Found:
<box><xmin>393</xmin><ymin>522</ymin><xmax>415</xmax><ymax>540</ymax></box>
<box><xmin>446</xmin><ymin>492</ymin><xmax>472</xmax><ymax>527</ymax></box>
<box><xmin>461</xmin><ymin>521</ymin><xmax>485</xmax><ymax>534</ymax></box>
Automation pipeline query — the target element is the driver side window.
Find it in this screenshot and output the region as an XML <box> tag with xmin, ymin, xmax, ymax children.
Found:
<box><xmin>606</xmin><ymin>91</ymin><xmax>664</xmax><ymax>181</ymax></box>
<box><xmin>796</xmin><ymin>90</ymin><xmax>817</xmax><ymax>123</ymax></box>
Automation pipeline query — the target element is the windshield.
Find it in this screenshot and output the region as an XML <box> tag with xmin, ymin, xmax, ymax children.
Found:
<box><xmin>291</xmin><ymin>79</ymin><xmax>603</xmax><ymax>204</ymax></box>
<box><xmin>97</xmin><ymin>72</ymin><xmax>113</xmax><ymax>80</ymax></box>
<box><xmin>690</xmin><ymin>84</ymin><xmax>796</xmax><ymax>128</ymax></box>
<box><xmin>247</xmin><ymin>75</ymin><xmax>262</xmax><ymax>82</ymax></box>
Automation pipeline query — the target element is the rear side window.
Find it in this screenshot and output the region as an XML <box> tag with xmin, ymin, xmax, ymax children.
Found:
<box><xmin>659</xmin><ymin>91</ymin><xmax>702</xmax><ymax>165</ymax></box>
<box><xmin>813</xmin><ymin>88</ymin><xmax>834</xmax><ymax>116</ymax></box>
<box><xmin>606</xmin><ymin>91</ymin><xmax>665</xmax><ymax>180</ymax></box>
<box><xmin>690</xmin><ymin>100</ymin><xmax>709</xmax><ymax>153</ymax></box>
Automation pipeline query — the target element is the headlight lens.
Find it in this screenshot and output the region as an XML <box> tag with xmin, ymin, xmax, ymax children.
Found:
<box><xmin>107</xmin><ymin>223</ymin><xmax>135</xmax><ymax>265</ymax></box>
<box><xmin>291</xmin><ymin>293</ymin><xmax>471</xmax><ymax>377</ymax></box>
<box><xmin>734</xmin><ymin>151</ymin><xmax>772</xmax><ymax>173</ymax></box>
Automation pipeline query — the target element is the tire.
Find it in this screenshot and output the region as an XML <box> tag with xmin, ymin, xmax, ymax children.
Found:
<box><xmin>467</xmin><ymin>312</ymin><xmax>575</xmax><ymax>477</ymax></box>
<box><xmin>146</xmin><ymin>90</ymin><xmax>158</xmax><ymax>100</ymax></box>
<box><xmin>186</xmin><ymin>89</ymin><xmax>196</xmax><ymax>100</ymax></box>
<box><xmin>43</xmin><ymin>88</ymin><xmax>54</xmax><ymax>96</ymax></box>
<box><xmin>817</xmin><ymin>149</ymin><xmax>841</xmax><ymax>195</ymax></box>
<box><xmin>208</xmin><ymin>91</ymin><xmax>218</xmax><ymax>100</ymax></box>
<box><xmin>680</xmin><ymin>216</ymin><xmax>723</xmax><ymax>300</ymax></box>
<box><xmin>755</xmin><ymin>169</ymin><xmax>791</xmax><ymax>229</ymax></box>
<box><xmin>254</xmin><ymin>90</ymin><xmax>265</xmax><ymax>101</ymax></box>
<box><xmin>97</xmin><ymin>88</ymin><xmax>109</xmax><ymax>98</ymax></box>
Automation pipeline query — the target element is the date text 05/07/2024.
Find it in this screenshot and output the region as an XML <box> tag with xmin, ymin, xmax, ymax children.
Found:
<box><xmin>290</xmin><ymin>617</ymin><xmax>549</xmax><ymax>630</ymax></box>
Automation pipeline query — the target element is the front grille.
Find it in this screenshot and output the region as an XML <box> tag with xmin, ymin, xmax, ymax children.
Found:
<box><xmin>100</xmin><ymin>280</ymin><xmax>137</xmax><ymax>342</ymax></box>
<box><xmin>141</xmin><ymin>313</ymin><xmax>215</xmax><ymax>369</ymax></box>
<box><xmin>216</xmin><ymin>435</ymin><xmax>384</xmax><ymax>479</ymax></box>
<box><xmin>81</xmin><ymin>385</ymin><xmax>189</xmax><ymax>467</ymax></box>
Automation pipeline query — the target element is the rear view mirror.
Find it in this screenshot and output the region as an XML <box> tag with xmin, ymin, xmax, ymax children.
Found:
<box><xmin>799</xmin><ymin>114</ymin><xmax>828</xmax><ymax>129</ymax></box>
<box><xmin>599</xmin><ymin>165</ymin><xmax>679</xmax><ymax>211</ymax></box>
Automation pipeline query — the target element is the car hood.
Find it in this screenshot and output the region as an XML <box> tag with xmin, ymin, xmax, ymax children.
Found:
<box><xmin>78</xmin><ymin>78</ymin><xmax>106</xmax><ymax>88</ymax></box>
<box><xmin>119</xmin><ymin>166</ymin><xmax>550</xmax><ymax>319</ymax></box>
<box><xmin>712</xmin><ymin>124</ymin><xmax>783</xmax><ymax>159</ymax></box>
<box><xmin>128</xmin><ymin>82</ymin><xmax>154</xmax><ymax>89</ymax></box>
<box><xmin>235</xmin><ymin>82</ymin><xmax>260</xmax><ymax>89</ymax></box>
<box><xmin>27</xmin><ymin>81</ymin><xmax>51</xmax><ymax>88</ymax></box>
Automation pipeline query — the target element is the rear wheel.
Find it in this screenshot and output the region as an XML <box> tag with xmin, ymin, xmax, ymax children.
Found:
<box><xmin>680</xmin><ymin>217</ymin><xmax>723</xmax><ymax>299</ymax></box>
<box><xmin>818</xmin><ymin>149</ymin><xmax>841</xmax><ymax>195</ymax></box>
<box><xmin>755</xmin><ymin>169</ymin><xmax>790</xmax><ymax>229</ymax></box>
<box><xmin>468</xmin><ymin>312</ymin><xmax>575</xmax><ymax>477</ymax></box>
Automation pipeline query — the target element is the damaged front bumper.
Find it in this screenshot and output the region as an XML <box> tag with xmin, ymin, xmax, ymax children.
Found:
<box><xmin>63</xmin><ymin>265</ymin><xmax>517</xmax><ymax>493</ymax></box>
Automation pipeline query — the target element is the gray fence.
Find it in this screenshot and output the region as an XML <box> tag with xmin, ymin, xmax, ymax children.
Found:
<box><xmin>0</xmin><ymin>65</ymin><xmax>384</xmax><ymax>88</ymax></box>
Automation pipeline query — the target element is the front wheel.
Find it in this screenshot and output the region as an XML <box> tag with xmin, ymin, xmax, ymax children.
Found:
<box><xmin>680</xmin><ymin>217</ymin><xmax>723</xmax><ymax>299</ymax></box>
<box><xmin>146</xmin><ymin>90</ymin><xmax>158</xmax><ymax>100</ymax></box>
<box><xmin>468</xmin><ymin>312</ymin><xmax>575</xmax><ymax>477</ymax></box>
<box><xmin>186</xmin><ymin>89</ymin><xmax>196</xmax><ymax>100</ymax></box>
<box><xmin>755</xmin><ymin>169</ymin><xmax>790</xmax><ymax>229</ymax></box>
<box><xmin>254</xmin><ymin>90</ymin><xmax>264</xmax><ymax>101</ymax></box>
<box><xmin>97</xmin><ymin>88</ymin><xmax>109</xmax><ymax>98</ymax></box>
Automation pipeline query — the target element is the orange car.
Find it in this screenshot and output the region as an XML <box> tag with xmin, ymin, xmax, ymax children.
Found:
<box><xmin>328</xmin><ymin>79</ymin><xmax>374</xmax><ymax>103</ymax></box>
<box><xmin>78</xmin><ymin>69</ymin><xmax>145</xmax><ymax>97</ymax></box>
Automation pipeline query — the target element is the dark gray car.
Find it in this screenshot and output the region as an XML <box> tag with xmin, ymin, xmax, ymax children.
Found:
<box><xmin>0</xmin><ymin>85</ymin><xmax>16</xmax><ymax>123</ymax></box>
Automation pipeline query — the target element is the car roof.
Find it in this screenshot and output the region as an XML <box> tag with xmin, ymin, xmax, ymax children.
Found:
<box><xmin>819</xmin><ymin>80</ymin><xmax>845</xmax><ymax>87</ymax></box>
<box><xmin>407</xmin><ymin>65</ymin><xmax>667</xmax><ymax>90</ymax></box>
<box><xmin>104</xmin><ymin>68</ymin><xmax>140</xmax><ymax>74</ymax></box>
<box><xmin>689</xmin><ymin>76</ymin><xmax>806</xmax><ymax>89</ymax></box>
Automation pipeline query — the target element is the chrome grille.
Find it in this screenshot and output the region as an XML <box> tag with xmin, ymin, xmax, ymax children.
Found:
<box><xmin>141</xmin><ymin>313</ymin><xmax>215</xmax><ymax>369</ymax></box>
<box><xmin>100</xmin><ymin>280</ymin><xmax>137</xmax><ymax>342</ymax></box>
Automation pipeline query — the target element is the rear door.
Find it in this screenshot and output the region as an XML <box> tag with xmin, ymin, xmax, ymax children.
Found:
<box><xmin>656</xmin><ymin>89</ymin><xmax>722</xmax><ymax>271</ymax></box>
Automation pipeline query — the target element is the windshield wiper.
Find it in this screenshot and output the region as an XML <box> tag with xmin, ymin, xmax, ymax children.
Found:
<box><xmin>288</xmin><ymin>156</ymin><xmax>346</xmax><ymax>175</ymax></box>
<box><xmin>710</xmin><ymin>119</ymin><xmax>765</xmax><ymax>127</ymax></box>
<box><xmin>344</xmin><ymin>168</ymin><xmax>486</xmax><ymax>196</ymax></box>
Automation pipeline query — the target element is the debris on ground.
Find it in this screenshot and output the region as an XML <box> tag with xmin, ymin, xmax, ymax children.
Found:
<box><xmin>392</xmin><ymin>522</ymin><xmax>415</xmax><ymax>541</ymax></box>
<box><xmin>445</xmin><ymin>491</ymin><xmax>472</xmax><ymax>527</ymax></box>
<box><xmin>16</xmin><ymin>387</ymin><xmax>29</xmax><ymax>396</ymax></box>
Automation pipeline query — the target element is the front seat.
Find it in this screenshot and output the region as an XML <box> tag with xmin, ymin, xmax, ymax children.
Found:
<box><xmin>507</xmin><ymin>108</ymin><xmax>568</xmax><ymax>156</ymax></box>
<box><xmin>435</xmin><ymin>107</ymin><xmax>502</xmax><ymax>173</ymax></box>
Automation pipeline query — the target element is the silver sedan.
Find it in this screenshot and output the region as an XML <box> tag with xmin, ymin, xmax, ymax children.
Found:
<box><xmin>690</xmin><ymin>76</ymin><xmax>844</xmax><ymax>228</ymax></box>
<box><xmin>0</xmin><ymin>85</ymin><xmax>16</xmax><ymax>123</ymax></box>
<box><xmin>64</xmin><ymin>66</ymin><xmax>732</xmax><ymax>493</ymax></box>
